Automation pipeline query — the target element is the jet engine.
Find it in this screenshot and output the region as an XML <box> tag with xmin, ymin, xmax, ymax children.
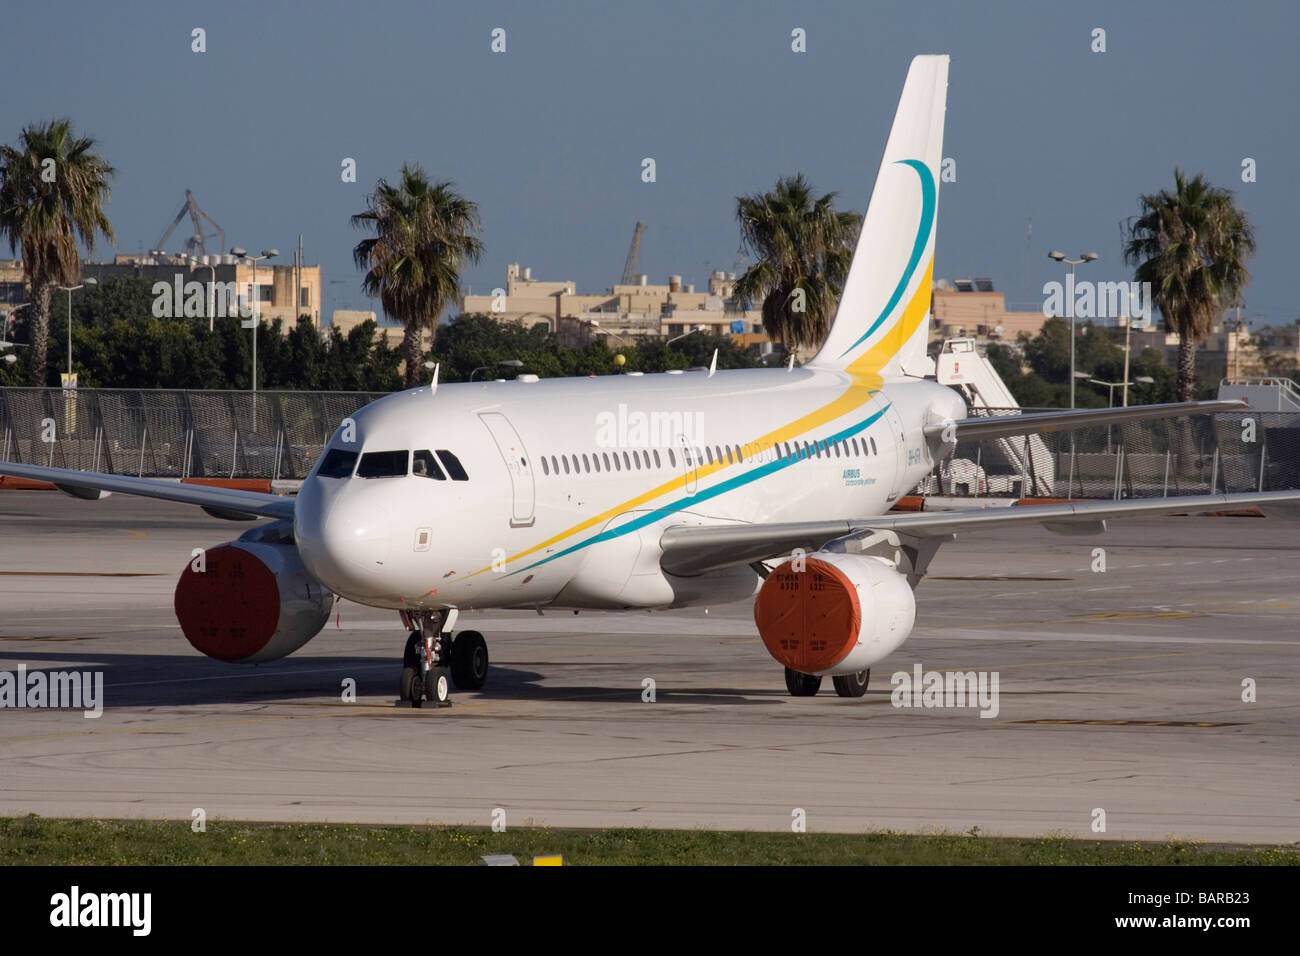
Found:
<box><xmin>753</xmin><ymin>551</ymin><xmax>915</xmax><ymax>676</ymax></box>
<box><xmin>174</xmin><ymin>522</ymin><xmax>333</xmax><ymax>663</ymax></box>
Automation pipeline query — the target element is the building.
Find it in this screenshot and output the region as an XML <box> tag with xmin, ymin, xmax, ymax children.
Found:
<box><xmin>930</xmin><ymin>278</ymin><xmax>1049</xmax><ymax>344</ymax></box>
<box><xmin>0</xmin><ymin>255</ymin><xmax>323</xmax><ymax>329</ymax></box>
<box><xmin>931</xmin><ymin>273</ymin><xmax>1296</xmax><ymax>379</ymax></box>
<box><xmin>1127</xmin><ymin>321</ymin><xmax>1298</xmax><ymax>379</ymax></box>
<box><xmin>90</xmin><ymin>253</ymin><xmax>323</xmax><ymax>327</ymax></box>
<box><xmin>462</xmin><ymin>264</ymin><xmax>770</xmax><ymax>351</ymax></box>
<box><xmin>0</xmin><ymin>260</ymin><xmax>24</xmax><ymax>320</ymax></box>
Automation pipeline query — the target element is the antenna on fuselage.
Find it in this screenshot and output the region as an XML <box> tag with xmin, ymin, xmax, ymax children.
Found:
<box><xmin>786</xmin><ymin>353</ymin><xmax>795</xmax><ymax>372</ymax></box>
<box><xmin>430</xmin><ymin>362</ymin><xmax>439</xmax><ymax>393</ymax></box>
<box><xmin>708</xmin><ymin>348</ymin><xmax>717</xmax><ymax>378</ymax></box>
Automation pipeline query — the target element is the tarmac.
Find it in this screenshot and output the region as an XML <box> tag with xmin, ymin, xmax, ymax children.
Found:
<box><xmin>0</xmin><ymin>492</ymin><xmax>1296</xmax><ymax>843</ymax></box>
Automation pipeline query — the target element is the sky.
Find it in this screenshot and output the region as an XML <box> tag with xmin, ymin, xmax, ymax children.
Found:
<box><xmin>3</xmin><ymin>0</ymin><xmax>1297</xmax><ymax>327</ymax></box>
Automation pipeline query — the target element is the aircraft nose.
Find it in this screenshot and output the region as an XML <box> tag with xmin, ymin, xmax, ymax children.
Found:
<box><xmin>295</xmin><ymin>479</ymin><xmax>392</xmax><ymax>596</ymax></box>
<box><xmin>327</xmin><ymin>496</ymin><xmax>392</xmax><ymax>574</ymax></box>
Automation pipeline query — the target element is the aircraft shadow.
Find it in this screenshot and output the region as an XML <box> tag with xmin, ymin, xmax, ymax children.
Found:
<box><xmin>0</xmin><ymin>650</ymin><xmax>779</xmax><ymax>709</ymax></box>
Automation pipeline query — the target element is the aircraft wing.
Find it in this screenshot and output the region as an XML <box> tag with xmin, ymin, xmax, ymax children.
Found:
<box><xmin>925</xmin><ymin>399</ymin><xmax>1249</xmax><ymax>443</ymax></box>
<box><xmin>658</xmin><ymin>490</ymin><xmax>1300</xmax><ymax>576</ymax></box>
<box><xmin>0</xmin><ymin>461</ymin><xmax>294</xmax><ymax>521</ymax></box>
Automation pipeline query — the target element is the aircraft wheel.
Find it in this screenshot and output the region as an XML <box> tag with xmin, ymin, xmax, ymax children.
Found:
<box><xmin>832</xmin><ymin>669</ymin><xmax>871</xmax><ymax>698</ymax></box>
<box><xmin>424</xmin><ymin>665</ymin><xmax>450</xmax><ymax>704</ymax></box>
<box><xmin>450</xmin><ymin>631</ymin><xmax>489</xmax><ymax>690</ymax></box>
<box><xmin>403</xmin><ymin>630</ymin><xmax>422</xmax><ymax>668</ymax></box>
<box><xmin>784</xmin><ymin>667</ymin><xmax>822</xmax><ymax>697</ymax></box>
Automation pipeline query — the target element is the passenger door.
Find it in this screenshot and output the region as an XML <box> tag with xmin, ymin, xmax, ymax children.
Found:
<box><xmin>478</xmin><ymin>412</ymin><xmax>535</xmax><ymax>527</ymax></box>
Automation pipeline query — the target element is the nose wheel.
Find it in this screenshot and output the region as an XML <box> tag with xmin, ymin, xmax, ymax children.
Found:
<box><xmin>397</xmin><ymin>612</ymin><xmax>490</xmax><ymax>706</ymax></box>
<box><xmin>399</xmin><ymin>627</ymin><xmax>452</xmax><ymax>708</ymax></box>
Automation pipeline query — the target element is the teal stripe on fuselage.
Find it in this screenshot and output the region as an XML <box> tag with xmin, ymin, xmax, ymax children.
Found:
<box><xmin>515</xmin><ymin>404</ymin><xmax>891</xmax><ymax>574</ymax></box>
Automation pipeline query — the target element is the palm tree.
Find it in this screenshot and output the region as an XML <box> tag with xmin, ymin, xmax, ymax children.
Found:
<box><xmin>0</xmin><ymin>118</ymin><xmax>115</xmax><ymax>386</ymax></box>
<box><xmin>732</xmin><ymin>173</ymin><xmax>860</xmax><ymax>359</ymax></box>
<box><xmin>1124</xmin><ymin>169</ymin><xmax>1255</xmax><ymax>402</ymax></box>
<box><xmin>351</xmin><ymin>165</ymin><xmax>483</xmax><ymax>387</ymax></box>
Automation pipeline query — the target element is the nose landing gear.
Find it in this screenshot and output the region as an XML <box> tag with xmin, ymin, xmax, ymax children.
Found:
<box><xmin>397</xmin><ymin>610</ymin><xmax>490</xmax><ymax>706</ymax></box>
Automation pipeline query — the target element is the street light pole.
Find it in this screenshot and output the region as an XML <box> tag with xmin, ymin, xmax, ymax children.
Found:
<box><xmin>190</xmin><ymin>258</ymin><xmax>218</xmax><ymax>332</ymax></box>
<box><xmin>231</xmin><ymin>247</ymin><xmax>278</xmax><ymax>395</ymax></box>
<box><xmin>55</xmin><ymin>278</ymin><xmax>97</xmax><ymax>381</ymax></box>
<box><xmin>1048</xmin><ymin>251</ymin><xmax>1098</xmax><ymax>408</ymax></box>
<box><xmin>667</xmin><ymin>323</ymin><xmax>707</xmax><ymax>345</ymax></box>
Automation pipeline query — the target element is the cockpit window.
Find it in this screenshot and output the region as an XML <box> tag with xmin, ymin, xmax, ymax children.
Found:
<box><xmin>357</xmin><ymin>449</ymin><xmax>409</xmax><ymax>478</ymax></box>
<box><xmin>318</xmin><ymin>448</ymin><xmax>358</xmax><ymax>478</ymax></box>
<box><xmin>412</xmin><ymin>449</ymin><xmax>447</xmax><ymax>480</ymax></box>
<box><xmin>435</xmin><ymin>449</ymin><xmax>469</xmax><ymax>481</ymax></box>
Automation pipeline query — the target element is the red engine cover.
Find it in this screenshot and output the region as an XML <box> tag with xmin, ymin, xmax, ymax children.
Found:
<box><xmin>174</xmin><ymin>544</ymin><xmax>281</xmax><ymax>662</ymax></box>
<box><xmin>753</xmin><ymin>557</ymin><xmax>862</xmax><ymax>673</ymax></box>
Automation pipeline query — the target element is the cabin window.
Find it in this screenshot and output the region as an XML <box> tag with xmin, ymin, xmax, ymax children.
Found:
<box><xmin>870</xmin><ymin>437</ymin><xmax>878</xmax><ymax>455</ymax></box>
<box><xmin>435</xmin><ymin>450</ymin><xmax>469</xmax><ymax>481</ymax></box>
<box><xmin>540</xmin><ymin>457</ymin><xmax>550</xmax><ymax>476</ymax></box>
<box><xmin>412</xmin><ymin>449</ymin><xmax>447</xmax><ymax>480</ymax></box>
<box><xmin>562</xmin><ymin>456</ymin><xmax>570</xmax><ymax>475</ymax></box>
<box><xmin>318</xmin><ymin>448</ymin><xmax>358</xmax><ymax>478</ymax></box>
<box><xmin>667</xmin><ymin>449</ymin><xmax>676</xmax><ymax>468</ymax></box>
<box><xmin>603</xmin><ymin>452</ymin><xmax>611</xmax><ymax>471</ymax></box>
<box><xmin>582</xmin><ymin>454</ymin><xmax>590</xmax><ymax>473</ymax></box>
<box><xmin>357</xmin><ymin>449</ymin><xmax>408</xmax><ymax>478</ymax></box>
<box><xmin>705</xmin><ymin>447</ymin><xmax>714</xmax><ymax>465</ymax></box>
<box><xmin>652</xmin><ymin>449</ymin><xmax>661</xmax><ymax>468</ymax></box>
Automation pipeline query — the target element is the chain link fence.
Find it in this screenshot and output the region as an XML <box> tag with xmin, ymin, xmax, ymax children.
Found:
<box><xmin>3</xmin><ymin>390</ymin><xmax>1297</xmax><ymax>497</ymax></box>
<box><xmin>923</xmin><ymin>406</ymin><xmax>1300</xmax><ymax>499</ymax></box>
<box><xmin>0</xmin><ymin>388</ymin><xmax>385</xmax><ymax>480</ymax></box>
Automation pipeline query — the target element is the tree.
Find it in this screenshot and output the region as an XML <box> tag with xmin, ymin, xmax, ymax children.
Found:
<box><xmin>351</xmin><ymin>165</ymin><xmax>483</xmax><ymax>388</ymax></box>
<box><xmin>732</xmin><ymin>173</ymin><xmax>860</xmax><ymax>358</ymax></box>
<box><xmin>0</xmin><ymin>118</ymin><xmax>115</xmax><ymax>386</ymax></box>
<box><xmin>1124</xmin><ymin>169</ymin><xmax>1255</xmax><ymax>402</ymax></box>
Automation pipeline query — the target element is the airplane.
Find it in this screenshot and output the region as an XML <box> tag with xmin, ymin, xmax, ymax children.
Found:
<box><xmin>2</xmin><ymin>54</ymin><xmax>1297</xmax><ymax>707</ymax></box>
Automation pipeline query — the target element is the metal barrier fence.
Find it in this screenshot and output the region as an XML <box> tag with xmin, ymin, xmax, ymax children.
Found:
<box><xmin>3</xmin><ymin>390</ymin><xmax>1298</xmax><ymax>496</ymax></box>
<box><xmin>924</xmin><ymin>407</ymin><xmax>1300</xmax><ymax>498</ymax></box>
<box><xmin>0</xmin><ymin>388</ymin><xmax>386</xmax><ymax>480</ymax></box>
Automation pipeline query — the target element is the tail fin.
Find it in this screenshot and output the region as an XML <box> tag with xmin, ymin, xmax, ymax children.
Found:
<box><xmin>809</xmin><ymin>54</ymin><xmax>948</xmax><ymax>378</ymax></box>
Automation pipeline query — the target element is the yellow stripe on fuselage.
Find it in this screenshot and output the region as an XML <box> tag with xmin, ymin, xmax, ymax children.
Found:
<box><xmin>461</xmin><ymin>258</ymin><xmax>933</xmax><ymax>580</ymax></box>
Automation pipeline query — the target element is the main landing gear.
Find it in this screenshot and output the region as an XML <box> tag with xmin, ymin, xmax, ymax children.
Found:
<box><xmin>398</xmin><ymin>610</ymin><xmax>490</xmax><ymax>707</ymax></box>
<box><xmin>783</xmin><ymin>667</ymin><xmax>871</xmax><ymax>698</ymax></box>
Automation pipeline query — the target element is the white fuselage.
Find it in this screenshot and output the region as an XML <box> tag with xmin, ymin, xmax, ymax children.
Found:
<box><xmin>292</xmin><ymin>367</ymin><xmax>965</xmax><ymax>612</ymax></box>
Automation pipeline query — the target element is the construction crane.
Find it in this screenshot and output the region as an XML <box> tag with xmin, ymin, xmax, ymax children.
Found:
<box><xmin>154</xmin><ymin>190</ymin><xmax>226</xmax><ymax>258</ymax></box>
<box><xmin>620</xmin><ymin>221</ymin><xmax>646</xmax><ymax>286</ymax></box>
